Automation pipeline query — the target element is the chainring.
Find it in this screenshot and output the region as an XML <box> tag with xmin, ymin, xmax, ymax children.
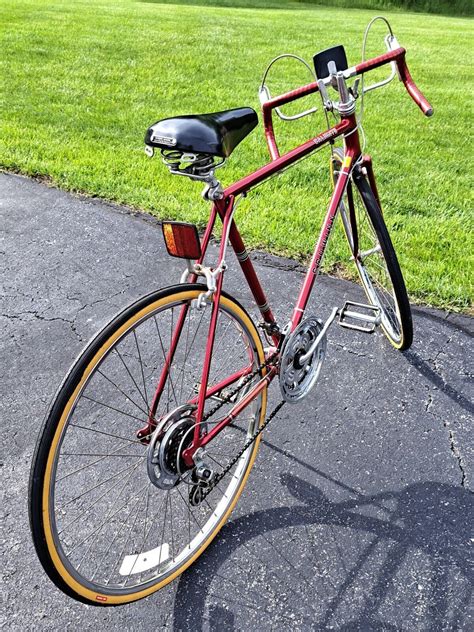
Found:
<box><xmin>279</xmin><ymin>316</ymin><xmax>327</xmax><ymax>403</ymax></box>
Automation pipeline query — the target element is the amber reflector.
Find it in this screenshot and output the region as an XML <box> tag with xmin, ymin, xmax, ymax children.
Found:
<box><xmin>162</xmin><ymin>222</ymin><xmax>202</xmax><ymax>259</ymax></box>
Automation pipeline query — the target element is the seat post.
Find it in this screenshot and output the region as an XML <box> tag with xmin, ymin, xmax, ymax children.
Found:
<box><xmin>202</xmin><ymin>174</ymin><xmax>224</xmax><ymax>201</ymax></box>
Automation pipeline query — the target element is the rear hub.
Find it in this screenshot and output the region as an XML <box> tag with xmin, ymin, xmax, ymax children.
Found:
<box><xmin>146</xmin><ymin>405</ymin><xmax>195</xmax><ymax>490</ymax></box>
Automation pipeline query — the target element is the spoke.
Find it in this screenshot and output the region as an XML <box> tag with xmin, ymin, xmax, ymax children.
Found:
<box><xmin>206</xmin><ymin>453</ymin><xmax>225</xmax><ymax>469</ymax></box>
<box><xmin>176</xmin><ymin>486</ymin><xmax>192</xmax><ymax>548</ymax></box>
<box><xmin>203</xmin><ymin>497</ymin><xmax>219</xmax><ymax>519</ymax></box>
<box><xmin>179</xmin><ymin>307</ymin><xmax>208</xmax><ymax>404</ymax></box>
<box><xmin>96</xmin><ymin>368</ymin><xmax>152</xmax><ymax>421</ymax></box>
<box><xmin>366</xmin><ymin>272</ymin><xmax>400</xmax><ymax>333</ymax></box>
<box><xmin>153</xmin><ymin>314</ymin><xmax>179</xmax><ymax>408</ymax></box>
<box><xmin>77</xmin><ymin>477</ymin><xmax>149</xmax><ymax>574</ymax></box>
<box><xmin>181</xmin><ymin>306</ymin><xmax>206</xmax><ymax>370</ymax></box>
<box><xmin>211</xmin><ymin>330</ymin><xmax>244</xmax><ymax>387</ymax></box>
<box><xmin>212</xmin><ymin>316</ymin><xmax>234</xmax><ymax>369</ymax></box>
<box><xmin>142</xmin><ymin>481</ymin><xmax>151</xmax><ymax>545</ymax></box>
<box><xmin>91</xmin><ymin>482</ymin><xmax>150</xmax><ymax>582</ymax></box>
<box><xmin>111</xmin><ymin>487</ymin><xmax>169</xmax><ymax>584</ymax></box>
<box><xmin>168</xmin><ymin>307</ymin><xmax>178</xmax><ymax>406</ymax></box>
<box><xmin>157</xmin><ymin>491</ymin><xmax>170</xmax><ymax>567</ymax></box>
<box><xmin>58</xmin><ymin>442</ymin><xmax>145</xmax><ymax>481</ymax></box>
<box><xmin>57</xmin><ymin>458</ymin><xmax>147</xmax><ymax>533</ymax></box>
<box><xmin>80</xmin><ymin>395</ymin><xmax>148</xmax><ymax>425</ymax></box>
<box><xmin>60</xmin><ymin>452</ymin><xmax>144</xmax><ymax>458</ymax></box>
<box><xmin>119</xmin><ymin>483</ymin><xmax>154</xmax><ymax>586</ymax></box>
<box><xmin>205</xmin><ymin>449</ymin><xmax>238</xmax><ymax>458</ymax></box>
<box><xmin>133</xmin><ymin>329</ymin><xmax>149</xmax><ymax>409</ymax></box>
<box><xmin>69</xmin><ymin>460</ymin><xmax>145</xmax><ymax>559</ymax></box>
<box><xmin>169</xmin><ymin>488</ymin><xmax>176</xmax><ymax>561</ymax></box>
<box><xmin>179</xmin><ymin>309</ymin><xmax>192</xmax><ymax>401</ymax></box>
<box><xmin>69</xmin><ymin>422</ymin><xmax>145</xmax><ymax>446</ymax></box>
<box><xmin>114</xmin><ymin>346</ymin><xmax>149</xmax><ymax>409</ymax></box>
<box><xmin>180</xmin><ymin>488</ymin><xmax>205</xmax><ymax>532</ymax></box>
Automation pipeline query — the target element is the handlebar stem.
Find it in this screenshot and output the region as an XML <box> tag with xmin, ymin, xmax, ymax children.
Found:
<box><xmin>335</xmin><ymin>72</ymin><xmax>356</xmax><ymax>116</ymax></box>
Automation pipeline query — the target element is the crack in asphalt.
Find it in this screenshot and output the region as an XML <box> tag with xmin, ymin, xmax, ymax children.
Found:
<box><xmin>330</xmin><ymin>341</ymin><xmax>369</xmax><ymax>359</ymax></box>
<box><xmin>1</xmin><ymin>287</ymin><xmax>131</xmax><ymax>347</ymax></box>
<box><xmin>424</xmin><ymin>392</ymin><xmax>434</xmax><ymax>414</ymax></box>
<box><xmin>430</xmin><ymin>333</ymin><xmax>454</xmax><ymax>376</ymax></box>
<box><xmin>422</xmin><ymin>386</ymin><xmax>468</xmax><ymax>489</ymax></box>
<box><xmin>443</xmin><ymin>421</ymin><xmax>467</xmax><ymax>488</ymax></box>
<box><xmin>415</xmin><ymin>333</ymin><xmax>471</xmax><ymax>489</ymax></box>
<box><xmin>1</xmin><ymin>310</ymin><xmax>84</xmax><ymax>342</ymax></box>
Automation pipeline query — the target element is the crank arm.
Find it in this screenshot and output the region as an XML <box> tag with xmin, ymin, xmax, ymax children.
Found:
<box><xmin>299</xmin><ymin>307</ymin><xmax>339</xmax><ymax>363</ymax></box>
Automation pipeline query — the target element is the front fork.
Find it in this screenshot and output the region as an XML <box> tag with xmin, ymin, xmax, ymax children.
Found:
<box><xmin>336</xmin><ymin>152</ymin><xmax>381</xmax><ymax>261</ymax></box>
<box><xmin>361</xmin><ymin>154</ymin><xmax>382</xmax><ymax>212</ymax></box>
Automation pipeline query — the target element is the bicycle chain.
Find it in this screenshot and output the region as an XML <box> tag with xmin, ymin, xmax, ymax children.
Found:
<box><xmin>194</xmin><ymin>351</ymin><xmax>285</xmax><ymax>501</ymax></box>
<box><xmin>201</xmin><ymin>351</ymin><xmax>279</xmax><ymax>424</ymax></box>
<box><xmin>199</xmin><ymin>398</ymin><xmax>285</xmax><ymax>501</ymax></box>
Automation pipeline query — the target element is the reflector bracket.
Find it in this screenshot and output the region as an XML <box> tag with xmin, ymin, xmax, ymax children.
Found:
<box><xmin>162</xmin><ymin>222</ymin><xmax>202</xmax><ymax>259</ymax></box>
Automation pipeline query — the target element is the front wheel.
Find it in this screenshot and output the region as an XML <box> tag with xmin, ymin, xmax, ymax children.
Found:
<box><xmin>29</xmin><ymin>284</ymin><xmax>267</xmax><ymax>605</ymax></box>
<box><xmin>332</xmin><ymin>150</ymin><xmax>413</xmax><ymax>350</ymax></box>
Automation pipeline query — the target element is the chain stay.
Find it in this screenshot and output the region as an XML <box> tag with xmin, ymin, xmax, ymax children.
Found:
<box><xmin>196</xmin><ymin>351</ymin><xmax>284</xmax><ymax>501</ymax></box>
<box><xmin>200</xmin><ymin>351</ymin><xmax>278</xmax><ymax>423</ymax></box>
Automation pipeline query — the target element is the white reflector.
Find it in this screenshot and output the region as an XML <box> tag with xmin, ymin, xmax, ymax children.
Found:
<box><xmin>119</xmin><ymin>543</ymin><xmax>170</xmax><ymax>576</ymax></box>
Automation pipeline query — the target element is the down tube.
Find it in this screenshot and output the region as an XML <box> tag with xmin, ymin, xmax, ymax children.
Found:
<box><xmin>290</xmin><ymin>155</ymin><xmax>354</xmax><ymax>328</ymax></box>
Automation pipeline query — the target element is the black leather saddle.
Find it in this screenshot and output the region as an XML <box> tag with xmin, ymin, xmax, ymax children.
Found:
<box><xmin>145</xmin><ymin>107</ymin><xmax>258</xmax><ymax>158</ymax></box>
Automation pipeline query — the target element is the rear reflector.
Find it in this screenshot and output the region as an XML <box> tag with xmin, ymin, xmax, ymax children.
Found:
<box><xmin>162</xmin><ymin>222</ymin><xmax>202</xmax><ymax>259</ymax></box>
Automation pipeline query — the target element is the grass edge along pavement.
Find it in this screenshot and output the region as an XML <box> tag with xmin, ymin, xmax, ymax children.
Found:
<box><xmin>1</xmin><ymin>0</ymin><xmax>473</xmax><ymax>311</ymax></box>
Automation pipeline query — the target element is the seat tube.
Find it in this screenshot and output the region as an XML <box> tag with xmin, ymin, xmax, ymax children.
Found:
<box><xmin>193</xmin><ymin>196</ymin><xmax>232</xmax><ymax>444</ymax></box>
<box><xmin>216</xmin><ymin>196</ymin><xmax>280</xmax><ymax>345</ymax></box>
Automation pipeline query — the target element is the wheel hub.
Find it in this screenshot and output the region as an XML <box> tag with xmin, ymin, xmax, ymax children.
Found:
<box><xmin>146</xmin><ymin>405</ymin><xmax>195</xmax><ymax>490</ymax></box>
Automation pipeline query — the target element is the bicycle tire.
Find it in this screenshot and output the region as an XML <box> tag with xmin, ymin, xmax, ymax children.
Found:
<box><xmin>29</xmin><ymin>283</ymin><xmax>267</xmax><ymax>605</ymax></box>
<box><xmin>331</xmin><ymin>150</ymin><xmax>413</xmax><ymax>350</ymax></box>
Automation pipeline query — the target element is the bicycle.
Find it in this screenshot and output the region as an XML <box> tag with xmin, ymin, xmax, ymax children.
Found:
<box><xmin>29</xmin><ymin>18</ymin><xmax>433</xmax><ymax>606</ymax></box>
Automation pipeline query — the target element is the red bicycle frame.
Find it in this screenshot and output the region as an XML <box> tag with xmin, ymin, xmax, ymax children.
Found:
<box><xmin>144</xmin><ymin>46</ymin><xmax>432</xmax><ymax>463</ymax></box>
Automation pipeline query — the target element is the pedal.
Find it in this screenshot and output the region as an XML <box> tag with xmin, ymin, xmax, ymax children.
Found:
<box><xmin>338</xmin><ymin>301</ymin><xmax>380</xmax><ymax>333</ymax></box>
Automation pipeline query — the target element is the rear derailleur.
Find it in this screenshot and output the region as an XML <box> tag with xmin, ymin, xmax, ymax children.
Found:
<box><xmin>189</xmin><ymin>449</ymin><xmax>217</xmax><ymax>506</ymax></box>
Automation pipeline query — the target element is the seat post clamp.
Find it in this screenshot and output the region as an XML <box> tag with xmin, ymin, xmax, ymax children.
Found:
<box><xmin>202</xmin><ymin>176</ymin><xmax>224</xmax><ymax>201</ymax></box>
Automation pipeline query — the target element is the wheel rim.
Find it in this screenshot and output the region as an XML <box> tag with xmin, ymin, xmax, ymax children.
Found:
<box><xmin>46</xmin><ymin>292</ymin><xmax>264</xmax><ymax>596</ymax></box>
<box><xmin>332</xmin><ymin>156</ymin><xmax>403</xmax><ymax>345</ymax></box>
<box><xmin>348</xmin><ymin>190</ymin><xmax>403</xmax><ymax>344</ymax></box>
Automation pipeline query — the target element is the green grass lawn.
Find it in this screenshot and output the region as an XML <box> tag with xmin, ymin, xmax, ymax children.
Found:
<box><xmin>1</xmin><ymin>0</ymin><xmax>472</xmax><ymax>310</ymax></box>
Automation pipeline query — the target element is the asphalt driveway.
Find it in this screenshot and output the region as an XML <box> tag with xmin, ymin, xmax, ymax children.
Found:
<box><xmin>1</xmin><ymin>173</ymin><xmax>472</xmax><ymax>631</ymax></box>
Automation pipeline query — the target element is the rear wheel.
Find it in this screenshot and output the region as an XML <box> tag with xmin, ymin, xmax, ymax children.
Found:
<box><xmin>29</xmin><ymin>284</ymin><xmax>267</xmax><ymax>605</ymax></box>
<box><xmin>332</xmin><ymin>149</ymin><xmax>413</xmax><ymax>350</ymax></box>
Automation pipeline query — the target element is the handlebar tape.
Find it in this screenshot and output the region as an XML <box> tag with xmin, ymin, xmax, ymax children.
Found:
<box><xmin>356</xmin><ymin>48</ymin><xmax>433</xmax><ymax>117</ymax></box>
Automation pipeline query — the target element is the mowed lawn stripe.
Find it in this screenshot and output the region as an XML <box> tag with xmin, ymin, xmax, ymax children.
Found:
<box><xmin>1</xmin><ymin>0</ymin><xmax>472</xmax><ymax>310</ymax></box>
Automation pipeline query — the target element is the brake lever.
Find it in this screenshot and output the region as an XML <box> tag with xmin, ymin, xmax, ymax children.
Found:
<box><xmin>351</xmin><ymin>77</ymin><xmax>361</xmax><ymax>99</ymax></box>
<box><xmin>361</xmin><ymin>33</ymin><xmax>398</xmax><ymax>95</ymax></box>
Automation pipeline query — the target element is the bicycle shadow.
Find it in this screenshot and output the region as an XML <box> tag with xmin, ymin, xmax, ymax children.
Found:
<box><xmin>404</xmin><ymin>349</ymin><xmax>473</xmax><ymax>417</ymax></box>
<box><xmin>404</xmin><ymin>309</ymin><xmax>473</xmax><ymax>416</ymax></box>
<box><xmin>172</xmin><ymin>474</ymin><xmax>473</xmax><ymax>631</ymax></box>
